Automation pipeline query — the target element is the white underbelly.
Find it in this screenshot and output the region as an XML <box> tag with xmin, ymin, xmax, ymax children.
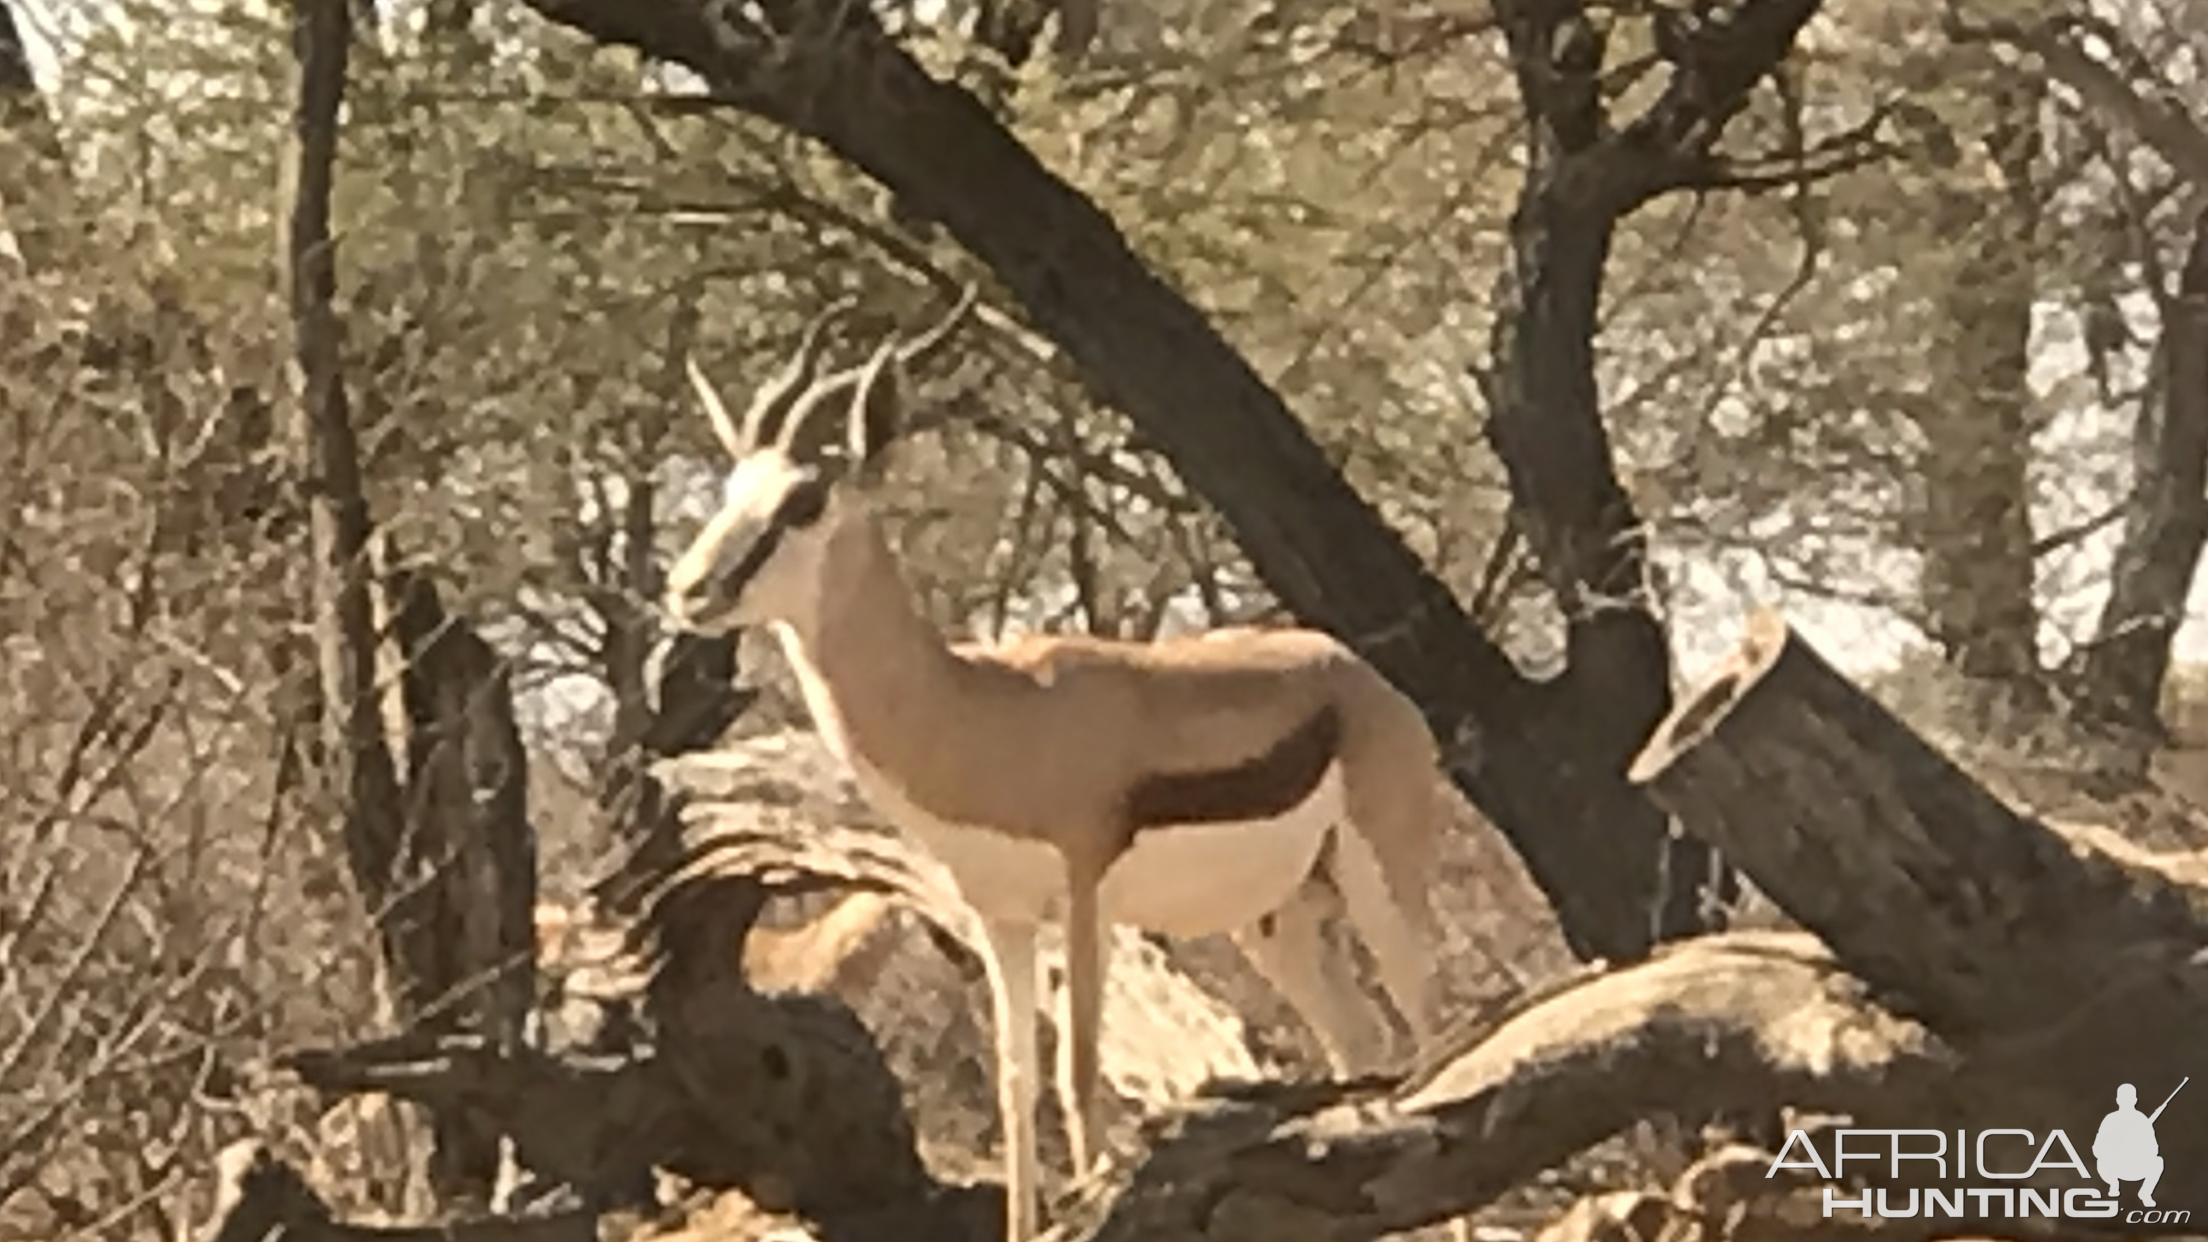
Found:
<box><xmin>857</xmin><ymin>763</ymin><xmax>1343</xmax><ymax>937</ymax></box>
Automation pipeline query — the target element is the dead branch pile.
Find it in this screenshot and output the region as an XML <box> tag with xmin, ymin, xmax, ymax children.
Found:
<box><xmin>202</xmin><ymin>612</ymin><xmax>2208</xmax><ymax>1242</ymax></box>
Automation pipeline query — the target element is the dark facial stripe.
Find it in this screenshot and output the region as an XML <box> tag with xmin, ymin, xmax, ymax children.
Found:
<box><xmin>1123</xmin><ymin>705</ymin><xmax>1343</xmax><ymax>831</ymax></box>
<box><xmin>702</xmin><ymin>481</ymin><xmax>832</xmax><ymax>616</ymax></box>
<box><xmin>715</xmin><ymin>520</ymin><xmax>789</xmax><ymax>607</ymax></box>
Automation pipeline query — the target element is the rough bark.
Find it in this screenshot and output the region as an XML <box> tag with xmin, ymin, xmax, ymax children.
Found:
<box><xmin>1909</xmin><ymin>65</ymin><xmax>2047</xmax><ymax>703</ymax></box>
<box><xmin>284</xmin><ymin>3</ymin><xmax>430</xmax><ymax>1216</ymax></box>
<box><xmin>1615</xmin><ymin>619</ymin><xmax>2208</xmax><ymax>1239</ymax></box>
<box><xmin>1627</xmin><ymin>609</ymin><xmax>2208</xmax><ymax>1037</ymax></box>
<box><xmin>278</xmin><ymin>857</ymin><xmax>996</xmax><ymax>1242</ymax></box>
<box><xmin>1473</xmin><ymin>0</ymin><xmax>1827</xmax><ymax>940</ymax></box>
<box><xmin>285</xmin><ymin>0</ymin><xmax>412</xmax><ymax>986</ymax></box>
<box><xmin>279</xmin><ymin>985</ymin><xmax>954</xmax><ymax>1225</ymax></box>
<box><xmin>1944</xmin><ymin>11</ymin><xmax>2208</xmax><ymax>742</ymax></box>
<box><xmin>261</xmin><ymin>744</ymin><xmax>1001</xmax><ymax>1237</ymax></box>
<box><xmin>283</xmin><ymin>1031</ymin><xmax>671</xmax><ymax>1210</ymax></box>
<box><xmin>203</xmin><ymin>1142</ymin><xmax>593</xmax><ymax>1242</ymax></box>
<box><xmin>2072</xmin><ymin>213</ymin><xmax>2208</xmax><ymax>735</ymax></box>
<box><xmin>378</xmin><ymin>553</ymin><xmax>540</xmax><ymax>1207</ymax></box>
<box><xmin>1051</xmin><ymin>616</ymin><xmax>2208</xmax><ymax>1240</ymax></box>
<box><xmin>288</xmin><ymin>6</ymin><xmax>540</xmax><ymax>1213</ymax></box>
<box><xmin>505</xmin><ymin>0</ymin><xmax>1822</xmax><ymax>962</ymax></box>
<box><xmin>1053</xmin><ymin>933</ymin><xmax>1961</xmax><ymax>1242</ymax></box>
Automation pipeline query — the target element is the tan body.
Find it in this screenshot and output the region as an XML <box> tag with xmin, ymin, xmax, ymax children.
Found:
<box><xmin>786</xmin><ymin>532</ymin><xmax>1441</xmax><ymax>930</ymax></box>
<box><xmin>662</xmin><ymin>290</ymin><xmax>1448</xmax><ymax>1241</ymax></box>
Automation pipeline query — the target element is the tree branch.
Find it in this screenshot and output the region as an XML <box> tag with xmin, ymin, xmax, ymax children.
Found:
<box><xmin>1473</xmin><ymin>0</ymin><xmax>1827</xmax><ymax>944</ymax></box>
<box><xmin>202</xmin><ymin>1142</ymin><xmax>593</xmax><ymax>1242</ymax></box>
<box><xmin>1944</xmin><ymin>5</ymin><xmax>2208</xmax><ymax>192</ymax></box>
<box><xmin>1061</xmin><ymin>612</ymin><xmax>2208</xmax><ymax>1240</ymax></box>
<box><xmin>514</xmin><ymin>0</ymin><xmax>1701</xmax><ymax>962</ymax></box>
<box><xmin>1057</xmin><ymin>933</ymin><xmax>1953</xmax><ymax>1242</ymax></box>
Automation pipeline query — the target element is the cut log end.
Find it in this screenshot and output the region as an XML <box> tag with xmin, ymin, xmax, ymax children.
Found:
<box><xmin>1626</xmin><ymin>609</ymin><xmax>1790</xmax><ymax>786</ymax></box>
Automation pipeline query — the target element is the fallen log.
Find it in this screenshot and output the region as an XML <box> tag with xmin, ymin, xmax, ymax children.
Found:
<box><xmin>279</xmin><ymin>1031</ymin><xmax>671</xmax><ymax>1207</ymax></box>
<box><xmin>1054</xmin><ymin>932</ymin><xmax>1958</xmax><ymax>1242</ymax></box>
<box><xmin>1625</xmin><ymin>608</ymin><xmax>2208</xmax><ymax>1038</ymax></box>
<box><xmin>1624</xmin><ymin>611</ymin><xmax>2208</xmax><ymax>1184</ymax></box>
<box><xmin>278</xmin><ymin>909</ymin><xmax>954</xmax><ymax>1226</ymax></box>
<box><xmin>257</xmin><ymin>614</ymin><xmax>2208</xmax><ymax>1242</ymax></box>
<box><xmin>267</xmin><ymin>751</ymin><xmax>1033</xmax><ymax>1242</ymax></box>
<box><xmin>199</xmin><ymin>1134</ymin><xmax>999</xmax><ymax>1242</ymax></box>
<box><xmin>201</xmin><ymin>1142</ymin><xmax>594</xmax><ymax>1242</ymax></box>
<box><xmin>254</xmin><ymin>741</ymin><xmax>1017</xmax><ymax>1242</ymax></box>
<box><xmin>1058</xmin><ymin>612</ymin><xmax>2208</xmax><ymax>1241</ymax></box>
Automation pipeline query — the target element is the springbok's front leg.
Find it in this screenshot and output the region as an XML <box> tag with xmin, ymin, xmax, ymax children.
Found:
<box><xmin>979</xmin><ymin>918</ymin><xmax>1044</xmax><ymax>1241</ymax></box>
<box><xmin>1053</xmin><ymin>865</ymin><xmax>1108</xmax><ymax>1178</ymax></box>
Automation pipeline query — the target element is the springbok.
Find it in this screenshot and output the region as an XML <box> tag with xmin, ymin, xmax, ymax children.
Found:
<box><xmin>662</xmin><ymin>287</ymin><xmax>1451</xmax><ymax>1241</ymax></box>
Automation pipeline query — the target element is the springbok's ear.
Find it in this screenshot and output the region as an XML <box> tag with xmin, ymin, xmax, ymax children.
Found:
<box><xmin>847</xmin><ymin>338</ymin><xmax>903</xmax><ymax>467</ymax></box>
<box><xmin>686</xmin><ymin>359</ymin><xmax>748</xmax><ymax>459</ymax></box>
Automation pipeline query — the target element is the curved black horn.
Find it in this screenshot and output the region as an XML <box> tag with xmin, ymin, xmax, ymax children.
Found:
<box><xmin>775</xmin><ymin>364</ymin><xmax>863</xmax><ymax>458</ymax></box>
<box><xmin>741</xmin><ymin>296</ymin><xmax>856</xmax><ymax>451</ymax></box>
<box><xmin>893</xmin><ymin>281</ymin><xmax>980</xmax><ymax>368</ymax></box>
<box><xmin>845</xmin><ymin>337</ymin><xmax>905</xmax><ymax>466</ymax></box>
<box><xmin>687</xmin><ymin>357</ymin><xmax>747</xmax><ymax>459</ymax></box>
<box><xmin>792</xmin><ymin>283</ymin><xmax>981</xmax><ymax>425</ymax></box>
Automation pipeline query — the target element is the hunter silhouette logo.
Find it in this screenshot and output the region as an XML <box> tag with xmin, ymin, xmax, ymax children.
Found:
<box><xmin>2096</xmin><ymin>1078</ymin><xmax>2184</xmax><ymax>1207</ymax></box>
<box><xmin>1768</xmin><ymin>1076</ymin><xmax>2192</xmax><ymax>1225</ymax></box>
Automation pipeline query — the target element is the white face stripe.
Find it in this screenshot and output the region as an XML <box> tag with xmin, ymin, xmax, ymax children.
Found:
<box><xmin>664</xmin><ymin>444</ymin><xmax>863</xmax><ymax>636</ymax></box>
<box><xmin>721</xmin><ymin>469</ymin><xmax>751</xmax><ymax>506</ymax></box>
<box><xmin>720</xmin><ymin>449</ymin><xmax>812</xmax><ymax>504</ymax></box>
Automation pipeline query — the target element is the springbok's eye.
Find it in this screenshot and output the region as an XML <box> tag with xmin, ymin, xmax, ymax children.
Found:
<box><xmin>779</xmin><ymin>479</ymin><xmax>831</xmax><ymax>528</ymax></box>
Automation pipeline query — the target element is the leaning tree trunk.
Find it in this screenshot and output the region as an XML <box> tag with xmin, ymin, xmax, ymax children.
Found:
<box><xmin>1470</xmin><ymin>0</ymin><xmax>1837</xmax><ymax>940</ymax></box>
<box><xmin>213</xmin><ymin>613</ymin><xmax>2208</xmax><ymax>1241</ymax></box>
<box><xmin>1048</xmin><ymin>611</ymin><xmax>2208</xmax><ymax>1240</ymax></box>
<box><xmin>1628</xmin><ymin>611</ymin><xmax>2208</xmax><ymax>1037</ymax></box>
<box><xmin>284</xmin><ymin>0</ymin><xmax>418</xmax><ymax>1215</ymax></box>
<box><xmin>511</xmin><ymin>0</ymin><xmax>1817</xmax><ymax>963</ymax></box>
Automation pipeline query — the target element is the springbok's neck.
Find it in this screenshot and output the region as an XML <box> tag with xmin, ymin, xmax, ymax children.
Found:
<box><xmin>770</xmin><ymin>515</ymin><xmax>964</xmax><ymax>764</ymax></box>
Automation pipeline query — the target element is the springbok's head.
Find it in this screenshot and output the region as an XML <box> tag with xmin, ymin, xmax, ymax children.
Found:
<box><xmin>663</xmin><ymin>286</ymin><xmax>977</xmax><ymax>636</ymax></box>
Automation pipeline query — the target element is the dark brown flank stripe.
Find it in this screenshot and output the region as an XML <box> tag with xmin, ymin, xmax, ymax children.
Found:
<box><xmin>1123</xmin><ymin>705</ymin><xmax>1342</xmax><ymax>830</ymax></box>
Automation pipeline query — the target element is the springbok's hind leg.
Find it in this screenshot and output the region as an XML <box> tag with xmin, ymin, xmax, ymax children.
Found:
<box><xmin>1330</xmin><ymin>819</ymin><xmax>1441</xmax><ymax>1065</ymax></box>
<box><xmin>1228</xmin><ymin>872</ymin><xmax>1392</xmax><ymax>1077</ymax></box>
<box><xmin>980</xmin><ymin>919</ymin><xmax>1044</xmax><ymax>1242</ymax></box>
